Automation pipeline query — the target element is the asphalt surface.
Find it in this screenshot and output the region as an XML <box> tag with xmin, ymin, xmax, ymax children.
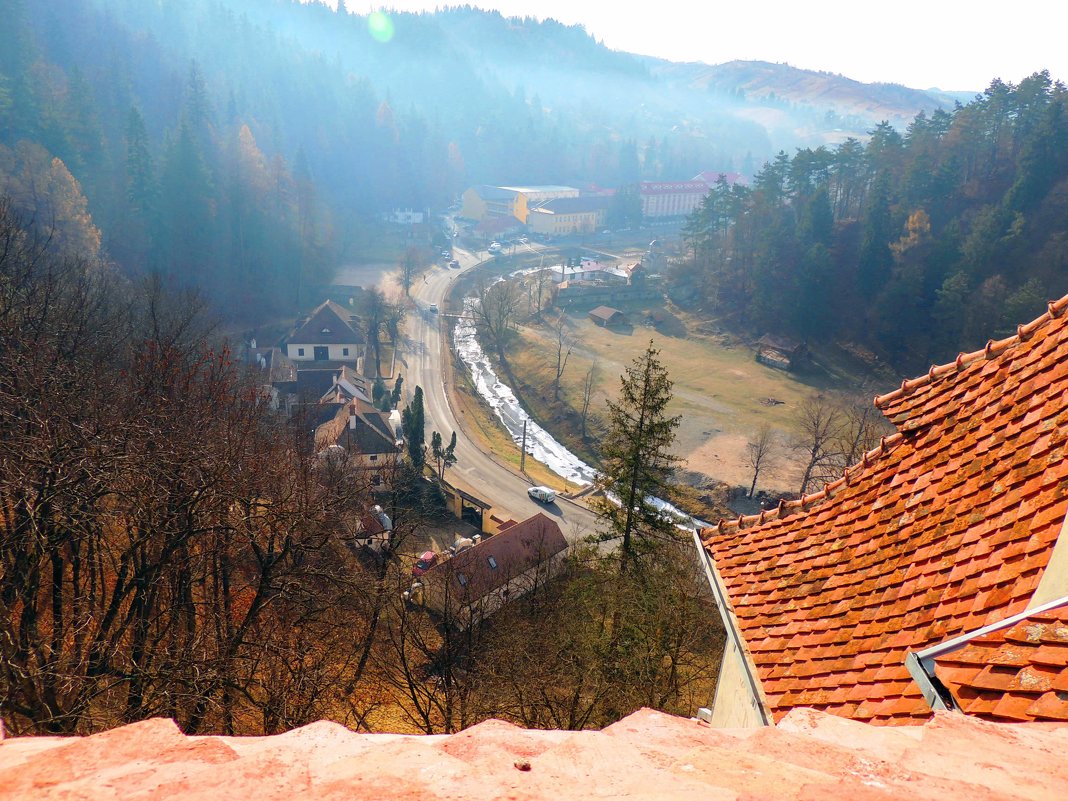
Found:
<box><xmin>403</xmin><ymin>248</ymin><xmax>603</xmax><ymax>544</ymax></box>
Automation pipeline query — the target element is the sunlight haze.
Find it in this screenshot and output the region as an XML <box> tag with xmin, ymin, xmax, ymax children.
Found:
<box><xmin>333</xmin><ymin>0</ymin><xmax>1066</xmax><ymax>91</ymax></box>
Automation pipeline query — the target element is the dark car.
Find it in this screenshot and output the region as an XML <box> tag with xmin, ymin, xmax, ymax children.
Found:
<box><xmin>449</xmin><ymin>259</ymin><xmax>460</xmax><ymax>268</ymax></box>
<box><xmin>412</xmin><ymin>550</ymin><xmax>438</xmax><ymax>577</ymax></box>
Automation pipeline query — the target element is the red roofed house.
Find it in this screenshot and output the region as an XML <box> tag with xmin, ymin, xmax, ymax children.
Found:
<box><xmin>417</xmin><ymin>512</ymin><xmax>568</xmax><ymax>628</ymax></box>
<box><xmin>698</xmin><ymin>295</ymin><xmax>1068</xmax><ymax>727</ymax></box>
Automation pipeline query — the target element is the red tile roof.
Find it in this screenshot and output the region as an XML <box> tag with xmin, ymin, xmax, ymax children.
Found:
<box><xmin>421</xmin><ymin>513</ymin><xmax>568</xmax><ymax>618</ymax></box>
<box><xmin>931</xmin><ymin>599</ymin><xmax>1068</xmax><ymax>722</ymax></box>
<box><xmin>701</xmin><ymin>295</ymin><xmax>1068</xmax><ymax>724</ymax></box>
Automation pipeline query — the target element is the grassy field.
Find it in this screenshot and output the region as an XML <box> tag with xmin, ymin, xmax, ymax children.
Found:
<box><xmin>504</xmin><ymin>300</ymin><xmax>882</xmax><ymax>497</ymax></box>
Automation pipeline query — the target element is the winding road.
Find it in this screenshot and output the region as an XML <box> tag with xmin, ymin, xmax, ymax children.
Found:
<box><xmin>401</xmin><ymin>248</ymin><xmax>602</xmax><ymax>543</ymax></box>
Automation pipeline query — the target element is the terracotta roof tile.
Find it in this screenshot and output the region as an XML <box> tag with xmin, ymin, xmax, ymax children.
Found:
<box><xmin>703</xmin><ymin>295</ymin><xmax>1068</xmax><ymax>725</ymax></box>
<box><xmin>933</xmin><ymin>603</ymin><xmax>1068</xmax><ymax>722</ymax></box>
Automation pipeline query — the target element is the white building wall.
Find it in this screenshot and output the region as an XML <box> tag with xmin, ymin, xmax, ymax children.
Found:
<box><xmin>287</xmin><ymin>343</ymin><xmax>362</xmax><ymax>361</ymax></box>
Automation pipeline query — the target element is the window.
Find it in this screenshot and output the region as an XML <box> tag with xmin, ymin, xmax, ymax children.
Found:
<box><xmin>369</xmin><ymin>454</ymin><xmax>377</xmax><ymax>462</ymax></box>
<box><xmin>343</xmin><ymin>347</ymin><xmax>350</xmax><ymax>356</ymax></box>
<box><xmin>487</xmin><ymin>556</ymin><xmax>498</xmax><ymax>570</ymax></box>
<box><xmin>297</xmin><ymin>348</ymin><xmax>305</xmax><ymax>356</ymax></box>
<box><xmin>456</xmin><ymin>573</ymin><xmax>468</xmax><ymax>587</ymax></box>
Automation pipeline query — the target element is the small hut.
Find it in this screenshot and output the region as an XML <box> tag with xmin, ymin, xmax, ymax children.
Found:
<box><xmin>756</xmin><ymin>334</ymin><xmax>808</xmax><ymax>371</ymax></box>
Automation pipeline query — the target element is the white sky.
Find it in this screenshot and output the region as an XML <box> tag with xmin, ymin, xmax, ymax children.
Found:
<box><xmin>334</xmin><ymin>1</ymin><xmax>1067</xmax><ymax>91</ymax></box>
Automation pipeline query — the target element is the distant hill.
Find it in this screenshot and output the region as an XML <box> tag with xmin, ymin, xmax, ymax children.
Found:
<box><xmin>648</xmin><ymin>59</ymin><xmax>975</xmax><ymax>131</ymax></box>
<box><xmin>0</xmin><ymin>0</ymin><xmax>1034</xmax><ymax>320</ymax></box>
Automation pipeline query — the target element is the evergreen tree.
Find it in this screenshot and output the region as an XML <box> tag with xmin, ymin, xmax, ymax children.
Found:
<box><xmin>125</xmin><ymin>106</ymin><xmax>155</xmax><ymax>214</ymax></box>
<box><xmin>593</xmin><ymin>342</ymin><xmax>680</xmax><ymax>574</ymax></box>
<box><xmin>430</xmin><ymin>430</ymin><xmax>457</xmax><ymax>479</ymax></box>
<box><xmin>401</xmin><ymin>385</ymin><xmax>425</xmax><ymax>468</ymax></box>
<box><xmin>372</xmin><ymin>376</ymin><xmax>386</xmax><ymax>407</ymax></box>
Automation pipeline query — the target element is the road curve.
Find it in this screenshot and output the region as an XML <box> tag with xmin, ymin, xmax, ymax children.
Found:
<box><xmin>402</xmin><ymin>249</ymin><xmax>602</xmax><ymax>543</ymax></box>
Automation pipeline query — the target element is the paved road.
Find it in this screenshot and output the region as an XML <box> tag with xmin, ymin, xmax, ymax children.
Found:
<box><xmin>402</xmin><ymin>250</ymin><xmax>603</xmax><ymax>544</ymax></box>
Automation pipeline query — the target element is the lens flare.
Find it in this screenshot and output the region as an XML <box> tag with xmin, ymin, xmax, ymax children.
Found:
<box><xmin>367</xmin><ymin>11</ymin><xmax>394</xmax><ymax>43</ymax></box>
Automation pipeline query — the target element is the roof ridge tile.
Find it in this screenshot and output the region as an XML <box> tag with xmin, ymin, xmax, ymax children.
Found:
<box><xmin>712</xmin><ymin>433</ymin><xmax>905</xmax><ymax>535</ymax></box>
<box><xmin>873</xmin><ymin>293</ymin><xmax>1068</xmax><ymax>410</ymax></box>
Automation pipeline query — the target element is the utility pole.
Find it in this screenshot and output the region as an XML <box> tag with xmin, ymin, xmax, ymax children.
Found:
<box><xmin>519</xmin><ymin>418</ymin><xmax>528</xmax><ymax>473</ymax></box>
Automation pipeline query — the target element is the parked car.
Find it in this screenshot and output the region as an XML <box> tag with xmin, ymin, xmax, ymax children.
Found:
<box><xmin>527</xmin><ymin>485</ymin><xmax>556</xmax><ymax>504</ymax></box>
<box><xmin>412</xmin><ymin>551</ymin><xmax>438</xmax><ymax>577</ymax></box>
<box><xmin>449</xmin><ymin>259</ymin><xmax>460</xmax><ymax>268</ymax></box>
<box><xmin>487</xmin><ymin>242</ymin><xmax>502</xmax><ymax>253</ymax></box>
<box><xmin>429</xmin><ymin>303</ymin><xmax>439</xmax><ymax>313</ymax></box>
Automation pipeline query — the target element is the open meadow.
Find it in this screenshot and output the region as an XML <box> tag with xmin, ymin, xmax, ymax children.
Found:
<box><xmin>505</xmin><ymin>301</ymin><xmax>889</xmax><ymax>499</ymax></box>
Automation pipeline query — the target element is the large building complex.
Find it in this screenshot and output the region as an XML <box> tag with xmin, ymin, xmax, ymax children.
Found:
<box><xmin>640</xmin><ymin>172</ymin><xmax>747</xmax><ymax>219</ymax></box>
<box><xmin>462</xmin><ymin>172</ymin><xmax>747</xmax><ymax>227</ymax></box>
<box><xmin>460</xmin><ymin>184</ymin><xmax>578</xmax><ymax>225</ymax></box>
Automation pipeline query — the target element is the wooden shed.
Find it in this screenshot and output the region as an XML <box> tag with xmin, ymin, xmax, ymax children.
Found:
<box><xmin>588</xmin><ymin>306</ymin><xmax>626</xmax><ymax>327</ymax></box>
<box><xmin>756</xmin><ymin>334</ymin><xmax>808</xmax><ymax>371</ymax></box>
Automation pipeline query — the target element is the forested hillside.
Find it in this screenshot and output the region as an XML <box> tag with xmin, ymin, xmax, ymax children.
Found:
<box><xmin>675</xmin><ymin>73</ymin><xmax>1068</xmax><ymax>372</ymax></box>
<box><xmin>0</xmin><ymin>0</ymin><xmax>967</xmax><ymax>320</ymax></box>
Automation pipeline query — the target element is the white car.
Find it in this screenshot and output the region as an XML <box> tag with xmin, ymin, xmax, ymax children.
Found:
<box><xmin>527</xmin><ymin>485</ymin><xmax>556</xmax><ymax>504</ymax></box>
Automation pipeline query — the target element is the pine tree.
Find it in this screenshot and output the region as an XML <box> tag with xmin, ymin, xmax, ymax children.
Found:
<box><xmin>593</xmin><ymin>342</ymin><xmax>680</xmax><ymax>573</ymax></box>
<box><xmin>402</xmin><ymin>386</ymin><xmax>425</xmax><ymax>468</ymax></box>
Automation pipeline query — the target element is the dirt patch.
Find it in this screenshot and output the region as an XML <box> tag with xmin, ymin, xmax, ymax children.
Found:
<box><xmin>681</xmin><ymin>431</ymin><xmax>802</xmax><ymax>496</ymax></box>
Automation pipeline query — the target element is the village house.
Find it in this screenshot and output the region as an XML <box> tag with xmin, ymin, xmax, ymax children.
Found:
<box><xmin>547</xmin><ymin>259</ymin><xmax>630</xmax><ymax>284</ymax></box>
<box><xmin>245</xmin><ymin>344</ymin><xmax>297</xmax><ymax>412</ymax></box>
<box><xmin>313</xmin><ymin>397</ymin><xmax>401</xmax><ymax>488</ymax></box>
<box><xmin>699</xmin><ymin>294</ymin><xmax>1068</xmax><ymax>727</ymax></box>
<box><xmin>283</xmin><ymin>300</ymin><xmax>366</xmax><ymax>365</ymax></box>
<box><xmin>552</xmin><ymin>260</ymin><xmax>661</xmax><ymax>308</ymax></box>
<box><xmin>416</xmin><ymin>512</ymin><xmax>569</xmax><ymax>629</ymax></box>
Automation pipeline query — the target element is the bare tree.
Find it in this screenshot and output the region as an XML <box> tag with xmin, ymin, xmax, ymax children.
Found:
<box><xmin>534</xmin><ymin>269</ymin><xmax>553</xmax><ymax>315</ymax></box>
<box><xmin>580</xmin><ymin>360</ymin><xmax>598</xmax><ymax>439</ymax></box>
<box><xmin>794</xmin><ymin>397</ymin><xmax>844</xmax><ymax>496</ymax></box>
<box><xmin>472</xmin><ymin>278</ymin><xmax>522</xmax><ymax>358</ymax></box>
<box><xmin>830</xmin><ymin>399</ymin><xmax>889</xmax><ymax>473</ymax></box>
<box><xmin>363</xmin><ymin>286</ymin><xmax>386</xmax><ymax>375</ymax></box>
<box><xmin>552</xmin><ymin>315</ymin><xmax>574</xmax><ymax>400</ymax></box>
<box><xmin>399</xmin><ymin>246</ymin><xmax>420</xmax><ymax>296</ymax></box>
<box><xmin>744</xmin><ymin>424</ymin><xmax>777</xmax><ymax>498</ymax></box>
<box><xmin>384</xmin><ymin>299</ymin><xmax>406</xmax><ymax>351</ymax></box>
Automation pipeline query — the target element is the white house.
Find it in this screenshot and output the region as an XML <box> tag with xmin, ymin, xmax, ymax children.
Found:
<box><xmin>284</xmin><ymin>300</ymin><xmax>366</xmax><ymax>364</ymax></box>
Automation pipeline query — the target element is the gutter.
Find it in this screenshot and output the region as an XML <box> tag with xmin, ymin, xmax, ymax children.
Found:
<box><xmin>906</xmin><ymin>594</ymin><xmax>1068</xmax><ymax>712</ymax></box>
<box><xmin>691</xmin><ymin>526</ymin><xmax>773</xmax><ymax>727</ymax></box>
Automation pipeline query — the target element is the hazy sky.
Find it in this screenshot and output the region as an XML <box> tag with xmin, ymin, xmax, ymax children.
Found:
<box><xmin>334</xmin><ymin>1</ymin><xmax>1066</xmax><ymax>92</ymax></box>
